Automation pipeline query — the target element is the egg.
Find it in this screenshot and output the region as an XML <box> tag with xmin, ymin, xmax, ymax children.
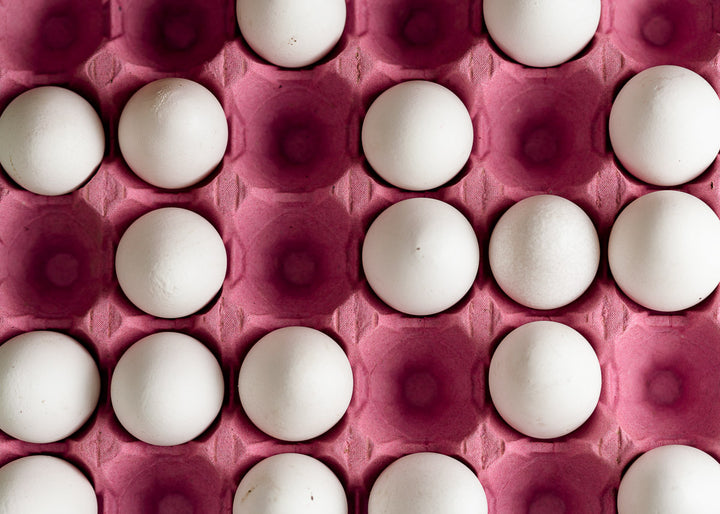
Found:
<box><xmin>238</xmin><ymin>326</ymin><xmax>353</xmax><ymax>441</ymax></box>
<box><xmin>233</xmin><ymin>453</ymin><xmax>347</xmax><ymax>514</ymax></box>
<box><xmin>489</xmin><ymin>195</ymin><xmax>600</xmax><ymax>310</ymax></box>
<box><xmin>110</xmin><ymin>331</ymin><xmax>224</xmax><ymax>446</ymax></box>
<box><xmin>118</xmin><ymin>78</ymin><xmax>228</xmax><ymax>189</ymax></box>
<box><xmin>115</xmin><ymin>207</ymin><xmax>227</xmax><ymax>319</ymax></box>
<box><xmin>488</xmin><ymin>320</ymin><xmax>602</xmax><ymax>439</ymax></box>
<box><xmin>0</xmin><ymin>455</ymin><xmax>97</xmax><ymax>514</ymax></box>
<box><xmin>361</xmin><ymin>80</ymin><xmax>474</xmax><ymax>191</ymax></box>
<box><xmin>0</xmin><ymin>86</ymin><xmax>104</xmax><ymax>195</ymax></box>
<box><xmin>609</xmin><ymin>65</ymin><xmax>720</xmax><ymax>186</ymax></box>
<box><xmin>618</xmin><ymin>445</ymin><xmax>720</xmax><ymax>514</ymax></box>
<box><xmin>368</xmin><ymin>452</ymin><xmax>488</xmax><ymax>514</ymax></box>
<box><xmin>361</xmin><ymin>198</ymin><xmax>480</xmax><ymax>316</ymax></box>
<box><xmin>236</xmin><ymin>0</ymin><xmax>346</xmax><ymax>68</ymax></box>
<box><xmin>608</xmin><ymin>190</ymin><xmax>720</xmax><ymax>312</ymax></box>
<box><xmin>0</xmin><ymin>331</ymin><xmax>100</xmax><ymax>444</ymax></box>
<box><xmin>483</xmin><ymin>0</ymin><xmax>601</xmax><ymax>67</ymax></box>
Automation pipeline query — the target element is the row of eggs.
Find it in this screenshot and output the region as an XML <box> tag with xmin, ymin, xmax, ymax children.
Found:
<box><xmin>111</xmin><ymin>187</ymin><xmax>720</xmax><ymax>325</ymax></box>
<box><xmin>1</xmin><ymin>64</ymin><xmax>719</xmax><ymax>197</ymax></box>
<box><xmin>0</xmin><ymin>328</ymin><xmax>350</xmax><ymax>446</ymax></box>
<box><xmin>236</xmin><ymin>0</ymin><xmax>601</xmax><ymax>69</ymax></box>
<box><xmin>3</xmin><ymin>444</ymin><xmax>720</xmax><ymax>513</ymax></box>
<box><xmin>0</xmin><ymin>321</ymin><xmax>597</xmax><ymax>446</ymax></box>
<box><xmin>0</xmin><ymin>317</ymin><xmax>706</xmax><ymax>450</ymax></box>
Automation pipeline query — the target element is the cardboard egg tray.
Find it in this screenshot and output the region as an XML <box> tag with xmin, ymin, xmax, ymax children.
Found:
<box><xmin>0</xmin><ymin>0</ymin><xmax>719</xmax><ymax>512</ymax></box>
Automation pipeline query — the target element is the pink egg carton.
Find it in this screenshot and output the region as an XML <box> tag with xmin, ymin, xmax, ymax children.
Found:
<box><xmin>1</xmin><ymin>0</ymin><xmax>720</xmax><ymax>512</ymax></box>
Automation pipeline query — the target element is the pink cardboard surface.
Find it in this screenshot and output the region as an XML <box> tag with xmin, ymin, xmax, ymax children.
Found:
<box><xmin>0</xmin><ymin>0</ymin><xmax>719</xmax><ymax>512</ymax></box>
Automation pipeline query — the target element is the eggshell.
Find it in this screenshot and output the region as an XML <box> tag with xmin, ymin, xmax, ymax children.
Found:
<box><xmin>233</xmin><ymin>453</ymin><xmax>348</xmax><ymax>514</ymax></box>
<box><xmin>488</xmin><ymin>320</ymin><xmax>602</xmax><ymax>439</ymax></box>
<box><xmin>118</xmin><ymin>78</ymin><xmax>228</xmax><ymax>189</ymax></box>
<box><xmin>0</xmin><ymin>86</ymin><xmax>104</xmax><ymax>196</ymax></box>
<box><xmin>0</xmin><ymin>331</ymin><xmax>100</xmax><ymax>444</ymax></box>
<box><xmin>609</xmin><ymin>65</ymin><xmax>720</xmax><ymax>186</ymax></box>
<box><xmin>618</xmin><ymin>445</ymin><xmax>720</xmax><ymax>514</ymax></box>
<box><xmin>115</xmin><ymin>207</ymin><xmax>227</xmax><ymax>319</ymax></box>
<box><xmin>236</xmin><ymin>0</ymin><xmax>346</xmax><ymax>68</ymax></box>
<box><xmin>608</xmin><ymin>190</ymin><xmax>720</xmax><ymax>312</ymax></box>
<box><xmin>483</xmin><ymin>0</ymin><xmax>601</xmax><ymax>67</ymax></box>
<box><xmin>361</xmin><ymin>198</ymin><xmax>480</xmax><ymax>316</ymax></box>
<box><xmin>368</xmin><ymin>452</ymin><xmax>488</xmax><ymax>514</ymax></box>
<box><xmin>361</xmin><ymin>80</ymin><xmax>474</xmax><ymax>191</ymax></box>
<box><xmin>0</xmin><ymin>455</ymin><xmax>97</xmax><ymax>514</ymax></box>
<box><xmin>488</xmin><ymin>194</ymin><xmax>600</xmax><ymax>310</ymax></box>
<box><xmin>238</xmin><ymin>326</ymin><xmax>353</xmax><ymax>442</ymax></box>
<box><xmin>110</xmin><ymin>331</ymin><xmax>224</xmax><ymax>446</ymax></box>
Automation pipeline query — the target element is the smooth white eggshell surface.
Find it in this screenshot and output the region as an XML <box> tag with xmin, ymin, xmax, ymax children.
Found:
<box><xmin>118</xmin><ymin>78</ymin><xmax>228</xmax><ymax>189</ymax></box>
<box><xmin>236</xmin><ymin>0</ymin><xmax>346</xmax><ymax>68</ymax></box>
<box><xmin>608</xmin><ymin>190</ymin><xmax>720</xmax><ymax>312</ymax></box>
<box><xmin>361</xmin><ymin>80</ymin><xmax>474</xmax><ymax>191</ymax></box>
<box><xmin>110</xmin><ymin>331</ymin><xmax>224</xmax><ymax>446</ymax></box>
<box><xmin>483</xmin><ymin>0</ymin><xmax>601</xmax><ymax>67</ymax></box>
<box><xmin>233</xmin><ymin>453</ymin><xmax>348</xmax><ymax>514</ymax></box>
<box><xmin>368</xmin><ymin>452</ymin><xmax>488</xmax><ymax>514</ymax></box>
<box><xmin>0</xmin><ymin>455</ymin><xmax>97</xmax><ymax>514</ymax></box>
<box><xmin>488</xmin><ymin>320</ymin><xmax>602</xmax><ymax>439</ymax></box>
<box><xmin>238</xmin><ymin>326</ymin><xmax>353</xmax><ymax>442</ymax></box>
<box><xmin>361</xmin><ymin>198</ymin><xmax>480</xmax><ymax>316</ymax></box>
<box><xmin>488</xmin><ymin>194</ymin><xmax>600</xmax><ymax>310</ymax></box>
<box><xmin>0</xmin><ymin>86</ymin><xmax>104</xmax><ymax>196</ymax></box>
<box><xmin>618</xmin><ymin>445</ymin><xmax>720</xmax><ymax>514</ymax></box>
<box><xmin>0</xmin><ymin>331</ymin><xmax>100</xmax><ymax>444</ymax></box>
<box><xmin>115</xmin><ymin>207</ymin><xmax>227</xmax><ymax>319</ymax></box>
<box><xmin>609</xmin><ymin>65</ymin><xmax>720</xmax><ymax>186</ymax></box>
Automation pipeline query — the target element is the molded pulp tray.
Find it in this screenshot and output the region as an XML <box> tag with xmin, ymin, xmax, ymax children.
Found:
<box><xmin>1</xmin><ymin>0</ymin><xmax>720</xmax><ymax>512</ymax></box>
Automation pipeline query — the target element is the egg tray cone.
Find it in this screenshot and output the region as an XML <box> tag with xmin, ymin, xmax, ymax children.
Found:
<box><xmin>0</xmin><ymin>0</ymin><xmax>719</xmax><ymax>512</ymax></box>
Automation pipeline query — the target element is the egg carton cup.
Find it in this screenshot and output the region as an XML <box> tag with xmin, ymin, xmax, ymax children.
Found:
<box><xmin>1</xmin><ymin>0</ymin><xmax>720</xmax><ymax>512</ymax></box>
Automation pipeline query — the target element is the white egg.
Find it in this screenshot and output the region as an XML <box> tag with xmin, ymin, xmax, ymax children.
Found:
<box><xmin>361</xmin><ymin>81</ymin><xmax>474</xmax><ymax>191</ymax></box>
<box><xmin>618</xmin><ymin>445</ymin><xmax>720</xmax><ymax>514</ymax></box>
<box><xmin>488</xmin><ymin>321</ymin><xmax>602</xmax><ymax>439</ymax></box>
<box><xmin>0</xmin><ymin>455</ymin><xmax>97</xmax><ymax>514</ymax></box>
<box><xmin>608</xmin><ymin>190</ymin><xmax>720</xmax><ymax>312</ymax></box>
<box><xmin>233</xmin><ymin>453</ymin><xmax>348</xmax><ymax>514</ymax></box>
<box><xmin>609</xmin><ymin>65</ymin><xmax>720</xmax><ymax>186</ymax></box>
<box><xmin>483</xmin><ymin>0</ymin><xmax>601</xmax><ymax>67</ymax></box>
<box><xmin>110</xmin><ymin>331</ymin><xmax>224</xmax><ymax>446</ymax></box>
<box><xmin>489</xmin><ymin>195</ymin><xmax>600</xmax><ymax>310</ymax></box>
<box><xmin>115</xmin><ymin>207</ymin><xmax>227</xmax><ymax>319</ymax></box>
<box><xmin>0</xmin><ymin>86</ymin><xmax>104</xmax><ymax>195</ymax></box>
<box><xmin>368</xmin><ymin>452</ymin><xmax>488</xmax><ymax>514</ymax></box>
<box><xmin>118</xmin><ymin>78</ymin><xmax>228</xmax><ymax>189</ymax></box>
<box><xmin>362</xmin><ymin>198</ymin><xmax>479</xmax><ymax>316</ymax></box>
<box><xmin>236</xmin><ymin>0</ymin><xmax>346</xmax><ymax>68</ymax></box>
<box><xmin>238</xmin><ymin>326</ymin><xmax>353</xmax><ymax>442</ymax></box>
<box><xmin>0</xmin><ymin>331</ymin><xmax>100</xmax><ymax>444</ymax></box>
